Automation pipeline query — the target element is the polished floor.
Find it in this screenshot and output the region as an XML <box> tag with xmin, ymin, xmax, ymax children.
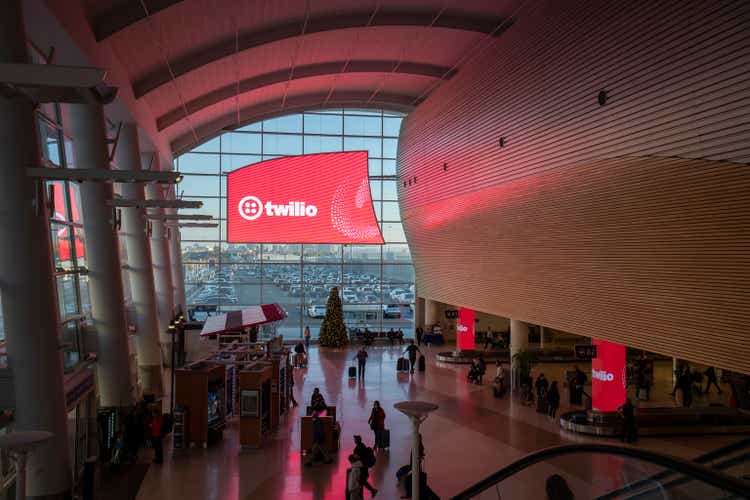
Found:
<box><xmin>136</xmin><ymin>343</ymin><xmax>739</xmax><ymax>500</ymax></box>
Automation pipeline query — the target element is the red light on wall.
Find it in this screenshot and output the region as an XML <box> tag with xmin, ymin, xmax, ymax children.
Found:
<box><xmin>591</xmin><ymin>339</ymin><xmax>626</xmax><ymax>412</ymax></box>
<box><xmin>227</xmin><ymin>151</ymin><xmax>383</xmax><ymax>244</ymax></box>
<box><xmin>457</xmin><ymin>307</ymin><xmax>476</xmax><ymax>350</ymax></box>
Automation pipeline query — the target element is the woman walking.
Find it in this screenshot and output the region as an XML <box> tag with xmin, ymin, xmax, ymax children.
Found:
<box><xmin>368</xmin><ymin>401</ymin><xmax>386</xmax><ymax>451</ymax></box>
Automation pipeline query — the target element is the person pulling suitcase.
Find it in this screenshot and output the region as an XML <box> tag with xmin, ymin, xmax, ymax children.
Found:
<box><xmin>354</xmin><ymin>347</ymin><xmax>368</xmax><ymax>380</ymax></box>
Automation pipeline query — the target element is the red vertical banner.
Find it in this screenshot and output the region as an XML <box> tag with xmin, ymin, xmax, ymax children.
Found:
<box><xmin>456</xmin><ymin>307</ymin><xmax>475</xmax><ymax>351</ymax></box>
<box><xmin>591</xmin><ymin>339</ymin><xmax>627</xmax><ymax>411</ymax></box>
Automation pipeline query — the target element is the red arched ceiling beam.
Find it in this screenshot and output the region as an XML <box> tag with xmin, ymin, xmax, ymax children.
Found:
<box><xmin>93</xmin><ymin>0</ymin><xmax>185</xmax><ymax>41</ymax></box>
<box><xmin>132</xmin><ymin>8</ymin><xmax>512</xmax><ymax>98</ymax></box>
<box><xmin>170</xmin><ymin>90</ymin><xmax>419</xmax><ymax>156</ymax></box>
<box><xmin>156</xmin><ymin>60</ymin><xmax>454</xmax><ymax>131</ymax></box>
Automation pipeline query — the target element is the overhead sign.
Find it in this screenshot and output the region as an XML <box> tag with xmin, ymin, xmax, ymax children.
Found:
<box><xmin>456</xmin><ymin>307</ymin><xmax>476</xmax><ymax>351</ymax></box>
<box><xmin>445</xmin><ymin>309</ymin><xmax>458</xmax><ymax>319</ymax></box>
<box><xmin>591</xmin><ymin>339</ymin><xmax>626</xmax><ymax>412</ymax></box>
<box><xmin>575</xmin><ymin>344</ymin><xmax>598</xmax><ymax>360</ymax></box>
<box><xmin>227</xmin><ymin>151</ymin><xmax>383</xmax><ymax>244</ymax></box>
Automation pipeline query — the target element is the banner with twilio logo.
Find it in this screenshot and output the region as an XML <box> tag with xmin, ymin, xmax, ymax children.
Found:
<box><xmin>591</xmin><ymin>339</ymin><xmax>626</xmax><ymax>412</ymax></box>
<box><xmin>456</xmin><ymin>307</ymin><xmax>476</xmax><ymax>350</ymax></box>
<box><xmin>227</xmin><ymin>151</ymin><xmax>384</xmax><ymax>244</ymax></box>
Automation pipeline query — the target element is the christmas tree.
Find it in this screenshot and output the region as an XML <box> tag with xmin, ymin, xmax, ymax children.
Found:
<box><xmin>318</xmin><ymin>287</ymin><xmax>348</xmax><ymax>347</ymax></box>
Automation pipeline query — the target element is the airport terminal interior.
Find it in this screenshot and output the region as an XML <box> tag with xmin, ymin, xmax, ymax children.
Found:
<box><xmin>0</xmin><ymin>0</ymin><xmax>748</xmax><ymax>499</ymax></box>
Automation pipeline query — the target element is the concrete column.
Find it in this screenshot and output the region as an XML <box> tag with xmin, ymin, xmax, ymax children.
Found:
<box><xmin>423</xmin><ymin>299</ymin><xmax>438</xmax><ymax>328</ymax></box>
<box><xmin>539</xmin><ymin>326</ymin><xmax>552</xmax><ymax>348</ymax></box>
<box><xmin>0</xmin><ymin>1</ymin><xmax>72</xmax><ymax>495</ymax></box>
<box><xmin>167</xmin><ymin>208</ymin><xmax>186</xmax><ymax>316</ymax></box>
<box><xmin>510</xmin><ymin>319</ymin><xmax>530</xmax><ymax>389</ymax></box>
<box><xmin>145</xmin><ymin>184</ymin><xmax>175</xmax><ymax>354</ymax></box>
<box><xmin>116</xmin><ymin>125</ymin><xmax>163</xmax><ymax>396</ymax></box>
<box><xmin>69</xmin><ymin>102</ymin><xmax>133</xmax><ymax>407</ymax></box>
<box><xmin>415</xmin><ymin>297</ymin><xmax>425</xmax><ymax>330</ymax></box>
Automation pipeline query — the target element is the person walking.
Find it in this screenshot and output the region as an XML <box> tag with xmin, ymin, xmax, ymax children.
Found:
<box><xmin>289</xmin><ymin>371</ymin><xmax>298</xmax><ymax>407</ymax></box>
<box><xmin>353</xmin><ymin>435</ymin><xmax>378</xmax><ymax>497</ymax></box>
<box><xmin>368</xmin><ymin>401</ymin><xmax>386</xmax><ymax>451</ymax></box>
<box><xmin>704</xmin><ymin>366</ymin><xmax>723</xmax><ymax>395</ymax></box>
<box><xmin>415</xmin><ymin>326</ymin><xmax>423</xmax><ymax>346</ymax></box>
<box><xmin>618</xmin><ymin>398</ymin><xmax>638</xmax><ymax>443</ymax></box>
<box><xmin>547</xmin><ymin>381</ymin><xmax>561</xmax><ymax>418</ymax></box>
<box><xmin>354</xmin><ymin>347</ymin><xmax>369</xmax><ymax>379</ymax></box>
<box><xmin>404</xmin><ymin>340</ymin><xmax>421</xmax><ymax>374</ymax></box>
<box><xmin>149</xmin><ymin>408</ymin><xmax>165</xmax><ymax>464</ymax></box>
<box><xmin>304</xmin><ymin>325</ymin><xmax>311</xmax><ymax>350</ymax></box>
<box><xmin>347</xmin><ymin>454</ymin><xmax>365</xmax><ymax>500</ymax></box>
<box><xmin>535</xmin><ymin>373</ymin><xmax>549</xmax><ymax>399</ymax></box>
<box><xmin>678</xmin><ymin>369</ymin><xmax>693</xmax><ymax>407</ymax></box>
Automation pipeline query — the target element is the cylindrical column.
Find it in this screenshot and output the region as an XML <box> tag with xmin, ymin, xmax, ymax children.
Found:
<box><xmin>510</xmin><ymin>319</ymin><xmax>530</xmax><ymax>389</ymax></box>
<box><xmin>0</xmin><ymin>1</ymin><xmax>73</xmax><ymax>495</ymax></box>
<box><xmin>414</xmin><ymin>297</ymin><xmax>425</xmax><ymax>331</ymax></box>
<box><xmin>145</xmin><ymin>184</ymin><xmax>175</xmax><ymax>356</ymax></box>
<box><xmin>411</xmin><ymin>418</ymin><xmax>421</xmax><ymax>500</ymax></box>
<box><xmin>69</xmin><ymin>102</ymin><xmax>133</xmax><ymax>407</ymax></box>
<box><xmin>423</xmin><ymin>299</ymin><xmax>438</xmax><ymax>329</ymax></box>
<box><xmin>167</xmin><ymin>208</ymin><xmax>186</xmax><ymax>316</ymax></box>
<box><xmin>539</xmin><ymin>326</ymin><xmax>552</xmax><ymax>348</ymax></box>
<box><xmin>117</xmin><ymin>125</ymin><xmax>163</xmax><ymax>396</ymax></box>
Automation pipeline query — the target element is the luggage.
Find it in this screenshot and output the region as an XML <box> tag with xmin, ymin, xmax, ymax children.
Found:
<box><xmin>396</xmin><ymin>464</ymin><xmax>411</xmax><ymax>482</ymax></box>
<box><xmin>418</xmin><ymin>355</ymin><xmax>426</xmax><ymax>372</ymax></box>
<box><xmin>349</xmin><ymin>365</ymin><xmax>357</xmax><ymax>378</ymax></box>
<box><xmin>381</xmin><ymin>428</ymin><xmax>390</xmax><ymax>448</ymax></box>
<box><xmin>397</xmin><ymin>357</ymin><xmax>409</xmax><ymax>372</ymax></box>
<box><xmin>360</xmin><ymin>446</ymin><xmax>376</xmax><ymax>467</ymax></box>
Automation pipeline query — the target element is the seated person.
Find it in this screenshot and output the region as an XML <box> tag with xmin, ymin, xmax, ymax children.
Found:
<box><xmin>310</xmin><ymin>387</ymin><xmax>328</xmax><ymax>415</ymax></box>
<box><xmin>467</xmin><ymin>360</ymin><xmax>481</xmax><ymax>384</ymax></box>
<box><xmin>396</xmin><ymin>328</ymin><xmax>404</xmax><ymax>344</ymax></box>
<box><xmin>294</xmin><ymin>342</ymin><xmax>306</xmax><ymax>354</ymax></box>
<box><xmin>363</xmin><ymin>328</ymin><xmax>374</xmax><ymax>346</ymax></box>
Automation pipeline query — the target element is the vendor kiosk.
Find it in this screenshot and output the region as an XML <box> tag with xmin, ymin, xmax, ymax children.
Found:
<box><xmin>238</xmin><ymin>361</ymin><xmax>274</xmax><ymax>448</ymax></box>
<box><xmin>174</xmin><ymin>362</ymin><xmax>226</xmax><ymax>448</ymax></box>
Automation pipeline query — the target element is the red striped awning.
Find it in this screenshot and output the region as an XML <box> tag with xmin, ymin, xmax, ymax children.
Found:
<box><xmin>199</xmin><ymin>304</ymin><xmax>287</xmax><ymax>336</ymax></box>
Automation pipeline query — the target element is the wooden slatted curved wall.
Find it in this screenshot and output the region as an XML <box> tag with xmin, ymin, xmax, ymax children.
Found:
<box><xmin>397</xmin><ymin>0</ymin><xmax>750</xmax><ymax>373</ymax></box>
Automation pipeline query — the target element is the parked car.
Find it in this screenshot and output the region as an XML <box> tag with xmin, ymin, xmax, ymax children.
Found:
<box><xmin>307</xmin><ymin>305</ymin><xmax>326</xmax><ymax>318</ymax></box>
<box><xmin>382</xmin><ymin>304</ymin><xmax>401</xmax><ymax>318</ymax></box>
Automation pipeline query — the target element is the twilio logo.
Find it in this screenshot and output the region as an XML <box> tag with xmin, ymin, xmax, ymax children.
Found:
<box><xmin>592</xmin><ymin>369</ymin><xmax>614</xmax><ymax>382</ymax></box>
<box><xmin>238</xmin><ymin>196</ymin><xmax>318</xmax><ymax>221</ymax></box>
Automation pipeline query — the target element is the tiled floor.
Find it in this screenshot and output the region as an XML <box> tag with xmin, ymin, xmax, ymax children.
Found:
<box><xmin>136</xmin><ymin>343</ymin><xmax>740</xmax><ymax>500</ymax></box>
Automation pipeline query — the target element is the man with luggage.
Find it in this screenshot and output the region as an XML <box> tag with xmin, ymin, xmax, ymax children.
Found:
<box><xmin>403</xmin><ymin>340</ymin><xmax>421</xmax><ymax>374</ymax></box>
<box><xmin>353</xmin><ymin>435</ymin><xmax>378</xmax><ymax>497</ymax></box>
<box><xmin>354</xmin><ymin>347</ymin><xmax>369</xmax><ymax>380</ymax></box>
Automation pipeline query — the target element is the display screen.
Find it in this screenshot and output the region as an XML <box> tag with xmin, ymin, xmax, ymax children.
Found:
<box><xmin>456</xmin><ymin>307</ymin><xmax>476</xmax><ymax>351</ymax></box>
<box><xmin>591</xmin><ymin>339</ymin><xmax>626</xmax><ymax>412</ymax></box>
<box><xmin>227</xmin><ymin>151</ymin><xmax>383</xmax><ymax>244</ymax></box>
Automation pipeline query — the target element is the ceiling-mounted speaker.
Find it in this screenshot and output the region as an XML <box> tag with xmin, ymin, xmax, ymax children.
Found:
<box><xmin>443</xmin><ymin>163</ymin><xmax>448</xmax><ymax>171</ymax></box>
<box><xmin>598</xmin><ymin>89</ymin><xmax>608</xmax><ymax>106</ymax></box>
<box><xmin>499</xmin><ymin>137</ymin><xmax>506</xmax><ymax>148</ymax></box>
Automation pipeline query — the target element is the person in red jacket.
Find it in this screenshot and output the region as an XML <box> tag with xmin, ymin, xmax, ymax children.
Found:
<box><xmin>149</xmin><ymin>408</ymin><xmax>164</xmax><ymax>464</ymax></box>
<box><xmin>368</xmin><ymin>400</ymin><xmax>386</xmax><ymax>451</ymax></box>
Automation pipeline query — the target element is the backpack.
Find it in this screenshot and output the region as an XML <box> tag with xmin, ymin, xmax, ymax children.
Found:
<box><xmin>360</xmin><ymin>446</ymin><xmax>376</xmax><ymax>468</ymax></box>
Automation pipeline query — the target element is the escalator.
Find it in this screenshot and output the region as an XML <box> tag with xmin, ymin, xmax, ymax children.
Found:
<box><xmin>450</xmin><ymin>443</ymin><xmax>750</xmax><ymax>499</ymax></box>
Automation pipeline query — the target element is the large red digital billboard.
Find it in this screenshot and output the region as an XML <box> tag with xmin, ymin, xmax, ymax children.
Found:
<box><xmin>227</xmin><ymin>151</ymin><xmax>383</xmax><ymax>244</ymax></box>
<box><xmin>456</xmin><ymin>307</ymin><xmax>476</xmax><ymax>351</ymax></box>
<box><xmin>591</xmin><ymin>339</ymin><xmax>626</xmax><ymax>412</ymax></box>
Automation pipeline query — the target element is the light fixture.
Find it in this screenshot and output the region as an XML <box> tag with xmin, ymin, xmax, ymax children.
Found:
<box><xmin>175</xmin><ymin>173</ymin><xmax>184</xmax><ymax>184</ymax></box>
<box><xmin>598</xmin><ymin>89</ymin><xmax>608</xmax><ymax>106</ymax></box>
<box><xmin>106</xmin><ymin>199</ymin><xmax>203</xmax><ymax>209</ymax></box>
<box><xmin>27</xmin><ymin>167</ymin><xmax>182</xmax><ymax>184</ymax></box>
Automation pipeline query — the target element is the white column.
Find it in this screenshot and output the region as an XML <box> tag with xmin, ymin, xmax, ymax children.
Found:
<box><xmin>167</xmin><ymin>208</ymin><xmax>186</xmax><ymax>316</ymax></box>
<box><xmin>116</xmin><ymin>125</ymin><xmax>163</xmax><ymax>396</ymax></box>
<box><xmin>69</xmin><ymin>102</ymin><xmax>133</xmax><ymax>407</ymax></box>
<box><xmin>539</xmin><ymin>326</ymin><xmax>552</xmax><ymax>348</ymax></box>
<box><xmin>411</xmin><ymin>418</ymin><xmax>421</xmax><ymax>500</ymax></box>
<box><xmin>423</xmin><ymin>299</ymin><xmax>438</xmax><ymax>328</ymax></box>
<box><xmin>415</xmin><ymin>297</ymin><xmax>425</xmax><ymax>330</ymax></box>
<box><xmin>145</xmin><ymin>183</ymin><xmax>175</xmax><ymax>355</ymax></box>
<box><xmin>510</xmin><ymin>319</ymin><xmax>529</xmax><ymax>389</ymax></box>
<box><xmin>0</xmin><ymin>1</ymin><xmax>72</xmax><ymax>495</ymax></box>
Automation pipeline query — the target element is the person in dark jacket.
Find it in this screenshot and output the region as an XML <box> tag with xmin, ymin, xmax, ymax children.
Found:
<box><xmin>415</xmin><ymin>327</ymin><xmax>423</xmax><ymax>346</ymax></box>
<box><xmin>547</xmin><ymin>381</ymin><xmax>561</xmax><ymax>418</ymax></box>
<box><xmin>353</xmin><ymin>435</ymin><xmax>378</xmax><ymax>497</ymax></box>
<box><xmin>368</xmin><ymin>401</ymin><xmax>386</xmax><ymax>450</ymax></box>
<box><xmin>704</xmin><ymin>366</ymin><xmax>722</xmax><ymax>395</ymax></box>
<box><xmin>535</xmin><ymin>373</ymin><xmax>549</xmax><ymax>399</ymax></box>
<box><xmin>618</xmin><ymin>398</ymin><xmax>638</xmax><ymax>443</ymax></box>
<box><xmin>404</xmin><ymin>341</ymin><xmax>421</xmax><ymax>374</ymax></box>
<box><xmin>354</xmin><ymin>347</ymin><xmax>369</xmax><ymax>379</ymax></box>
<box><xmin>678</xmin><ymin>370</ymin><xmax>693</xmax><ymax>407</ymax></box>
<box><xmin>311</xmin><ymin>387</ymin><xmax>327</xmax><ymax>415</ymax></box>
<box><xmin>149</xmin><ymin>408</ymin><xmax>165</xmax><ymax>464</ymax></box>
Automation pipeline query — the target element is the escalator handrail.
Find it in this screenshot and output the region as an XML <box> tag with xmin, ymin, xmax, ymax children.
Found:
<box><xmin>449</xmin><ymin>443</ymin><xmax>750</xmax><ymax>500</ymax></box>
<box><xmin>595</xmin><ymin>436</ymin><xmax>750</xmax><ymax>500</ymax></box>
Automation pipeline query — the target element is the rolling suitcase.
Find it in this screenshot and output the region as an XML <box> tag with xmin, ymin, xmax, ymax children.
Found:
<box><xmin>349</xmin><ymin>365</ymin><xmax>357</xmax><ymax>378</ymax></box>
<box><xmin>418</xmin><ymin>355</ymin><xmax>426</xmax><ymax>372</ymax></box>
<box><xmin>397</xmin><ymin>357</ymin><xmax>409</xmax><ymax>372</ymax></box>
<box><xmin>381</xmin><ymin>428</ymin><xmax>390</xmax><ymax>449</ymax></box>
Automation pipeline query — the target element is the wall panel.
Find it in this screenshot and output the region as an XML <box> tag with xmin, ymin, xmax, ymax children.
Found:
<box><xmin>398</xmin><ymin>0</ymin><xmax>750</xmax><ymax>372</ymax></box>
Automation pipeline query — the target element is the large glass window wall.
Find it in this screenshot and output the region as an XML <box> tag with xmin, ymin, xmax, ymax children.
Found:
<box><xmin>178</xmin><ymin>109</ymin><xmax>414</xmax><ymax>338</ymax></box>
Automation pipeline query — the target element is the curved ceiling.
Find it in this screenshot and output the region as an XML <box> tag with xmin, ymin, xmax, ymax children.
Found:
<box><xmin>77</xmin><ymin>0</ymin><xmax>521</xmax><ymax>154</ymax></box>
